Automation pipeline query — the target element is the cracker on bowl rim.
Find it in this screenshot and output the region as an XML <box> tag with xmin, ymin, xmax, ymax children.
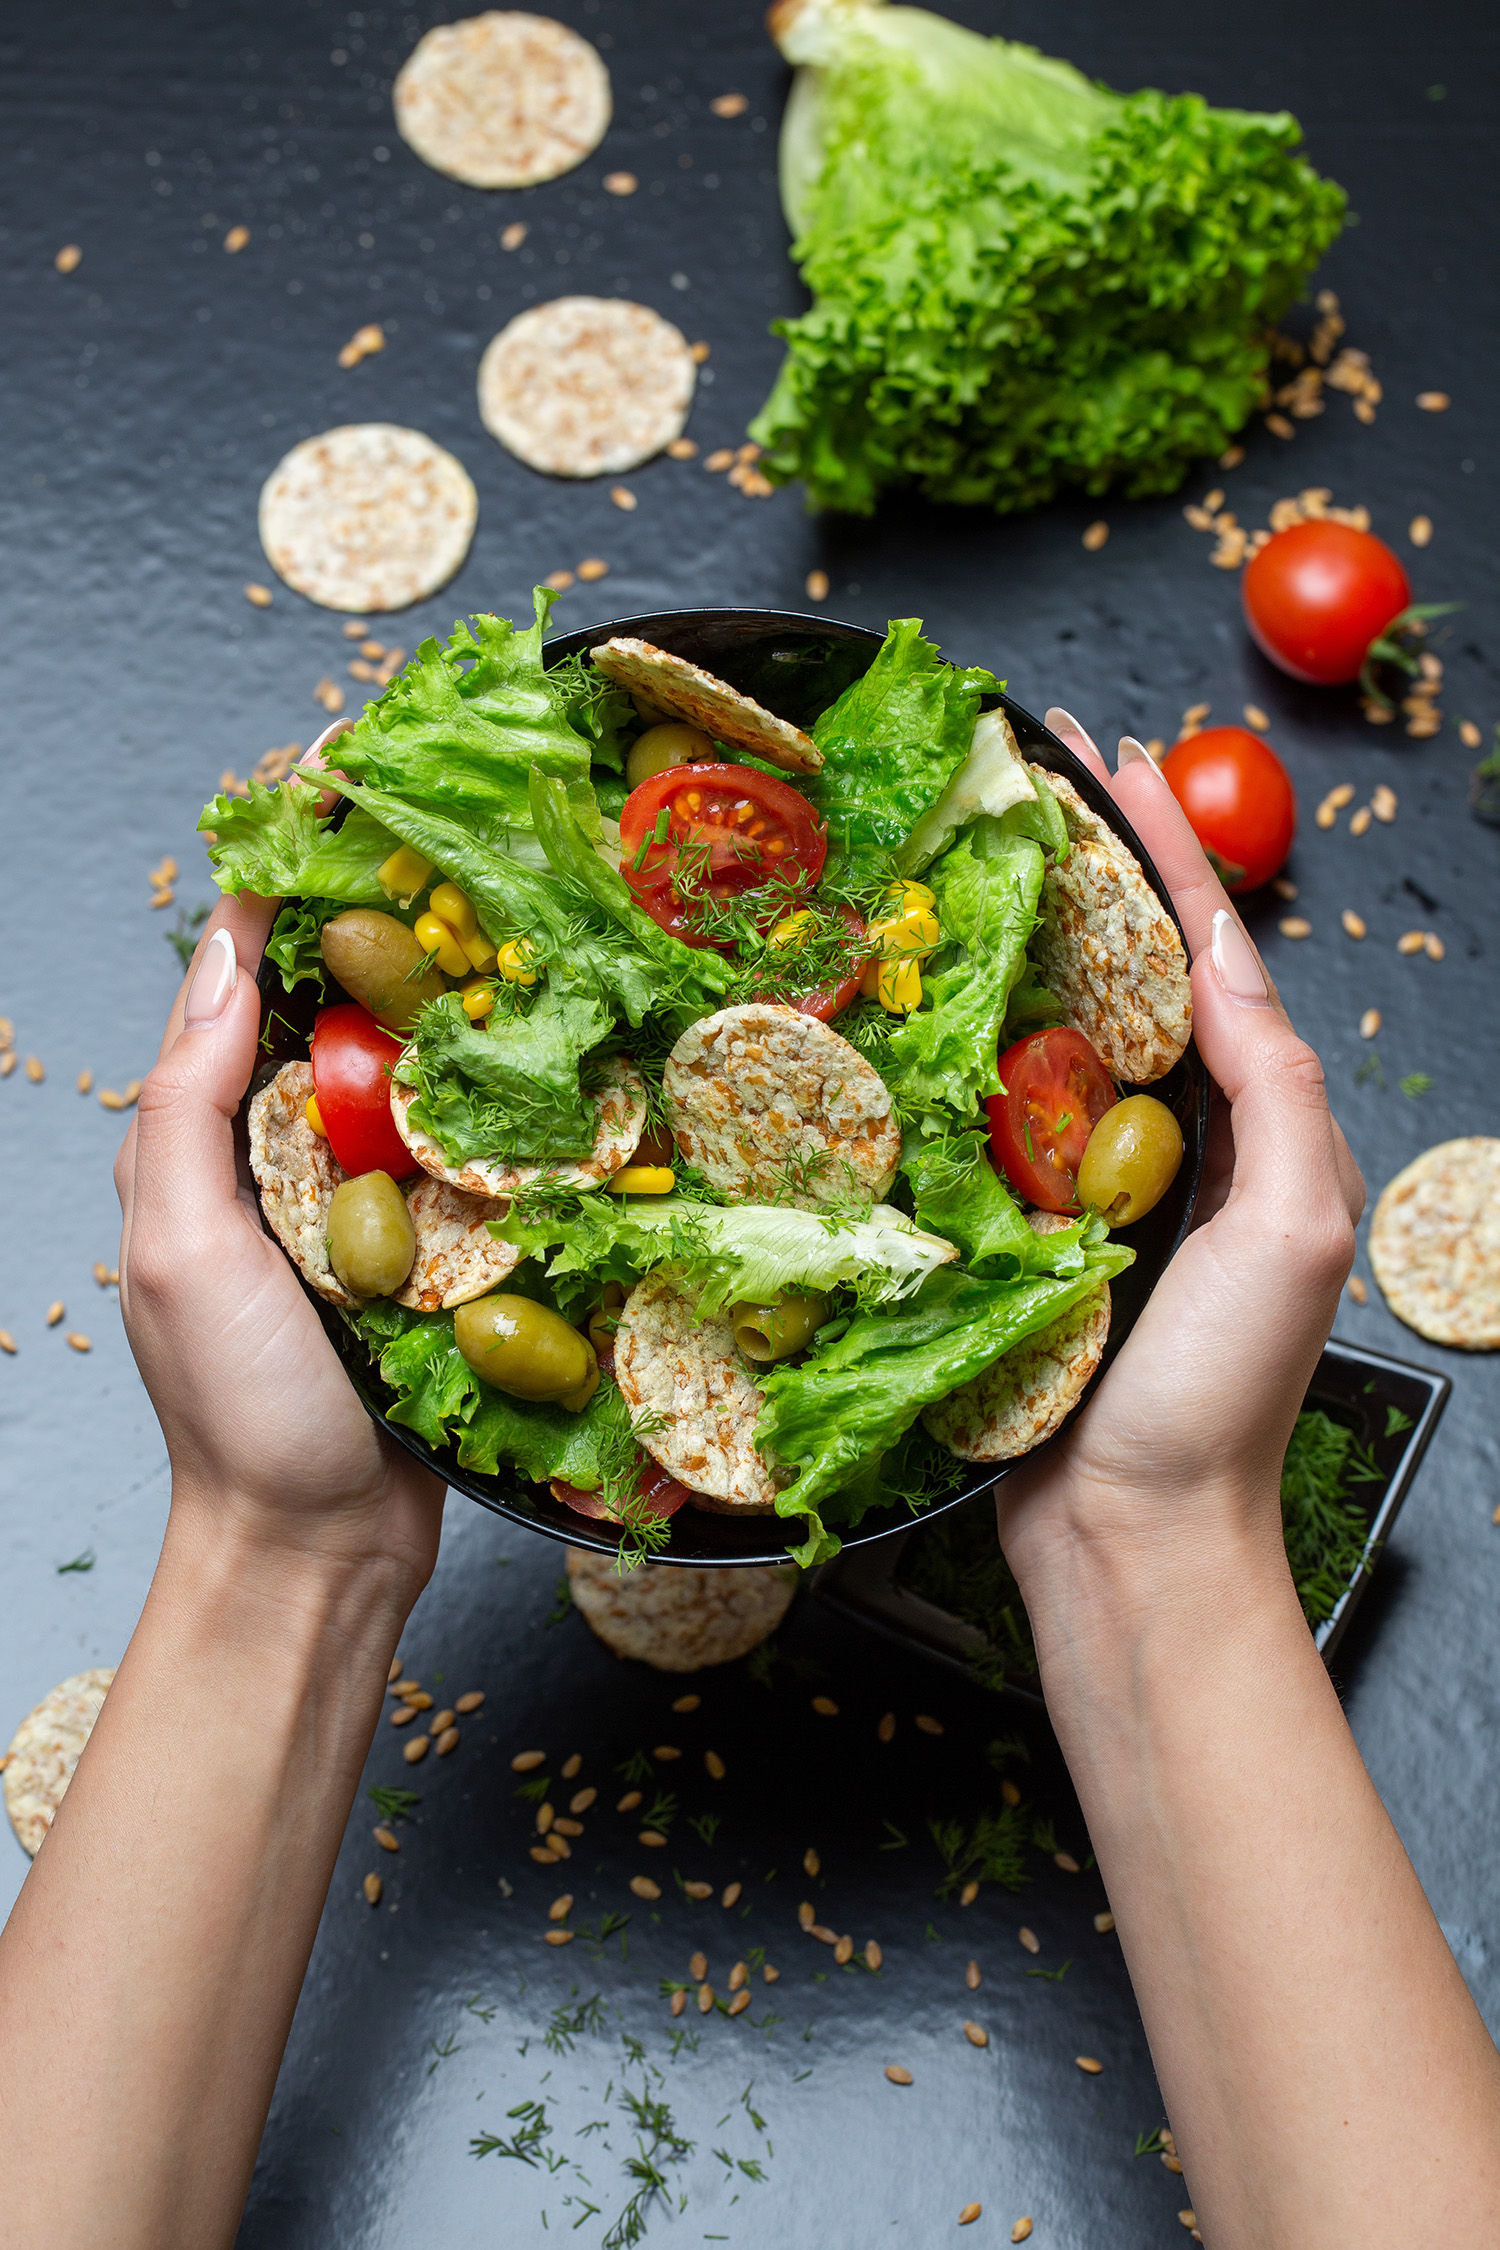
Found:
<box><xmin>259</xmin><ymin>423</ymin><xmax>478</xmax><ymax>614</ymax></box>
<box><xmin>394</xmin><ymin>12</ymin><xmax>612</xmax><ymax>190</ymax></box>
<box><xmin>478</xmin><ymin>298</ymin><xmax>696</xmax><ymax>479</ymax></box>
<box><xmin>589</xmin><ymin>638</ymin><xmax>821</xmax><ymax>775</ymax></box>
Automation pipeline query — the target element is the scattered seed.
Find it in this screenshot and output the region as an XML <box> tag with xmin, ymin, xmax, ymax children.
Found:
<box><xmin>1220</xmin><ymin>444</ymin><xmax>1246</xmax><ymax>468</ymax></box>
<box><xmin>1416</xmin><ymin>391</ymin><xmax>1450</xmax><ymax>412</ymax></box>
<box><xmin>678</xmin><ymin>1881</ymin><xmax>710</xmax><ymax>1905</ymax></box>
<box><xmin>501</xmin><ymin>221</ymin><xmax>527</xmax><ymax>250</ymax></box>
<box><xmin>569</xmin><ymin>1787</ymin><xmax>597</xmax><ymax>1815</ymax></box>
<box><xmin>396</xmin><ymin>1680</ymin><xmax>423</xmax><ymax>1700</ymax></box>
<box><xmin>617</xmin><ymin>1790</ymin><xmax>643</xmax><ymax>1812</ymax></box>
<box><xmin>435</xmin><ymin>1726</ymin><xmax>460</xmax><ymax>1755</ymax></box>
<box><xmin>1493</xmin><ymin>1504</ymin><xmax>1500</xmax><ymax>1527</ymax></box>
<box><xmin>710</xmin><ymin>91</ymin><xmax>749</xmax><ymax>116</ymax></box>
<box><xmin>545</xmin><ymin>1834</ymin><xmax>570</xmax><ymax>1860</ymax></box>
<box><xmin>704</xmin><ymin>448</ymin><xmax>735</xmax><ymax>472</ymax></box>
<box><xmin>1459</xmin><ymin>720</ymin><xmax>1482</xmax><ymax>749</ymax></box>
<box><xmin>798</xmin><ymin>1902</ymin><xmax>816</xmax><ymax>1930</ymax></box>
<box><xmin>671</xmin><ymin>1693</ymin><xmax>701</xmax><ymax>1714</ymax></box>
<box><xmin>224</xmin><ymin>224</ymin><xmax>250</xmax><ymax>253</ymax></box>
<box><xmin>727</xmin><ymin>1960</ymin><xmax>748</xmax><ymax>1993</ymax></box>
<box><xmin>455</xmin><ymin>1690</ymin><xmax>484</xmax><ymax>1714</ymax></box>
<box><xmin>963</xmin><ymin>2021</ymin><xmax>989</xmax><ymax>2048</ymax></box>
<box><xmin>391</xmin><ymin>1707</ymin><xmax>416</xmax><ymax>1730</ymax></box>
<box><xmin>406</xmin><ymin>1691</ymin><xmax>433</xmax><ymax>1711</ymax></box>
<box><xmin>545</xmin><ymin>1927</ymin><xmax>574</xmax><ymax>1947</ymax></box>
<box><xmin>1082</xmin><ymin>520</ymin><xmax>1109</xmax><ymax>551</ymax></box>
<box><xmin>512</xmin><ymin>1750</ymin><xmax>546</xmax><ymax>1771</ymax></box>
<box><xmin>123</xmin><ymin>1080</ymin><xmax>142</xmax><ymax>1106</ymax></box>
<box><xmin>373</xmin><ymin>1826</ymin><xmax>399</xmax><ymax>1853</ymax></box>
<box><xmin>1019</xmin><ymin>1928</ymin><xmax>1040</xmax><ymax>1954</ymax></box>
<box><xmin>549</xmin><ymin>1893</ymin><xmax>573</xmax><ymax>1921</ymax></box>
<box><xmin>863</xmin><ymin>1941</ymin><xmax>881</xmax><ymax>1972</ymax></box>
<box><xmin>804</xmin><ymin>1848</ymin><xmax>821</xmax><ymax>1877</ymax></box>
<box><xmin>1265</xmin><ymin>413</ymin><xmax>1295</xmax><ymax>439</ymax></box>
<box><xmin>764</xmin><ymin>1963</ymin><xmax>782</xmax><ymax>1984</ymax></box>
<box><xmin>639</xmin><ymin>1830</ymin><xmax>667</xmax><ymax>1848</ymax></box>
<box><xmin>669</xmin><ymin>1987</ymin><xmax>687</xmax><ymax>2015</ymax></box>
<box><xmin>387</xmin><ymin>1656</ymin><xmax>403</xmax><ymax>1683</ymax></box>
<box><xmin>1359</xmin><ymin>1007</ymin><xmax>1381</xmax><ymax>1041</ymax></box>
<box><xmin>1243</xmin><ymin>704</ymin><xmax>1270</xmax><ymax>730</ymax></box>
<box><xmin>722</xmin><ymin>1881</ymin><xmax>742</xmax><ymax>1908</ymax></box>
<box><xmin>46</xmin><ymin>1302</ymin><xmax>64</xmax><ymax>1327</ymax></box>
<box><xmin>811</xmin><ymin>1696</ymin><xmax>839</xmax><ymax>1717</ymax></box>
<box><xmin>1347</xmin><ymin>1277</ymin><xmax>1369</xmax><ymax>1305</ymax></box>
<box><xmin>25</xmin><ymin>1057</ymin><xmax>44</xmax><ymax>1083</ymax></box>
<box><xmin>1341</xmin><ymin>910</ymin><xmax>1366</xmax><ymax>940</ymax></box>
<box><xmin>0</xmin><ymin>1054</ymin><xmax>14</xmax><ymax>1077</ymax></box>
<box><xmin>429</xmin><ymin>1708</ymin><xmax>456</xmax><ymax>1735</ymax></box>
<box><xmin>804</xmin><ymin>568</ymin><xmax>830</xmax><ymax>603</ymax></box>
<box><xmin>811</xmin><ymin>1925</ymin><xmax>837</xmax><ymax>1946</ymax></box>
<box><xmin>1010</xmin><ymin>2222</ymin><xmax>1032</xmax><ymax>2243</ymax></box>
<box><xmin>313</xmin><ymin>677</ymin><xmax>345</xmax><ymax>714</ymax></box>
<box><xmin>543</xmin><ymin>569</ymin><xmax>575</xmax><ymax>592</ymax></box>
<box><xmin>728</xmin><ymin>1989</ymin><xmax>750</xmax><ymax>2016</ymax></box>
<box><xmin>697</xmin><ymin>1981</ymin><xmax>715</xmax><ymax>2013</ymax></box>
<box><xmin>914</xmin><ymin>1714</ymin><xmax>944</xmax><ymax>1736</ymax></box>
<box><xmin>1054</xmin><ymin>1852</ymin><xmax>1080</xmax><ymax>1874</ymax></box>
<box><xmin>653</xmin><ymin>1745</ymin><xmax>681</xmax><ymax>1764</ymax></box>
<box><xmin>666</xmin><ymin>437</ymin><xmax>698</xmax><ymax>459</ymax></box>
<box><xmin>1093</xmin><ymin>1911</ymin><xmax>1116</xmax><ymax>1934</ymax></box>
<box><xmin>1076</xmin><ymin>2056</ymin><xmax>1104</xmax><ymax>2074</ymax></box>
<box><xmin>404</xmin><ymin>1736</ymin><xmax>429</xmax><ymax>1764</ymax></box>
<box><xmin>964</xmin><ymin>1960</ymin><xmax>982</xmax><ymax>1991</ymax></box>
<box><xmin>536</xmin><ymin>1803</ymin><xmax>556</xmax><ymax>1835</ymax></box>
<box><xmin>0</xmin><ymin>1332</ymin><xmax>15</xmax><ymax>1355</ymax></box>
<box><xmin>363</xmin><ymin>1873</ymin><xmax>382</xmax><ymax>1905</ymax></box>
<box><xmin>92</xmin><ymin>1263</ymin><xmax>109</xmax><ymax>1286</ymax></box>
<box><xmin>1000</xmin><ymin>1778</ymin><xmax>1021</xmax><ymax>1808</ymax></box>
<box><xmin>1178</xmin><ymin>2213</ymin><xmax>1198</xmax><ymax>2232</ymax></box>
<box><xmin>55</xmin><ymin>243</ymin><xmax>83</xmax><ymax>273</ymax></box>
<box><xmin>704</xmin><ymin>1750</ymin><xmax>726</xmax><ymax>1779</ymax></box>
<box><xmin>1397</xmin><ymin>930</ymin><xmax>1426</xmax><ymax>955</ymax></box>
<box><xmin>959</xmin><ymin>1881</ymin><xmax>979</xmax><ymax>1907</ymax></box>
<box><xmin>1424</xmin><ymin>931</ymin><xmax>1445</xmax><ymax>960</ymax></box>
<box><xmin>1272</xmin><ymin>876</ymin><xmax>1298</xmax><ymax>901</ymax></box>
<box><xmin>690</xmin><ymin>341</ymin><xmax>711</xmax><ymax>364</ymax></box>
<box><xmin>602</xmin><ymin>170</ymin><xmax>638</xmax><ymax>196</ymax></box>
<box><xmin>877</xmin><ymin>1712</ymin><xmax>896</xmax><ymax>1743</ymax></box>
<box><xmin>1353</xmin><ymin>399</ymin><xmax>1376</xmax><ymax>426</ymax></box>
<box><xmin>97</xmin><ymin>1088</ymin><xmax>127</xmax><ymax>1110</ymax></box>
<box><xmin>1164</xmin><ymin>2153</ymin><xmax>1185</xmax><ymax>2174</ymax></box>
<box><xmin>1409</xmin><ymin>515</ymin><xmax>1433</xmax><ymax>548</ymax></box>
<box><xmin>1316</xmin><ymin>802</ymin><xmax>1338</xmax><ymax>830</ymax></box>
<box><xmin>1182</xmin><ymin>505</ymin><xmax>1214</xmax><ymax>530</ymax></box>
<box><xmin>885</xmin><ymin>2065</ymin><xmax>913</xmax><ymax>2086</ymax></box>
<box><xmin>630</xmin><ymin>1875</ymin><xmax>661</xmax><ymax>1900</ymax></box>
<box><xmin>1181</xmin><ymin>702</ymin><xmax>1211</xmax><ymax>728</ymax></box>
<box><xmin>576</xmin><ymin>558</ymin><xmax>608</xmax><ymax>582</ymax></box>
<box><xmin>1350</xmin><ymin>805</ymin><xmax>1373</xmax><ymax>836</ymax></box>
<box><xmin>610</xmin><ymin>485</ymin><xmax>638</xmax><ymax>511</ymax></box>
<box><xmin>834</xmin><ymin>1934</ymin><xmax>854</xmax><ymax>1965</ymax></box>
<box><xmin>530</xmin><ymin>1845</ymin><xmax>557</xmax><ymax>1865</ymax></box>
<box><xmin>1372</xmin><ymin>784</ymin><xmax>1398</xmax><ymax>822</ymax></box>
<box><xmin>1279</xmin><ymin>918</ymin><xmax>1312</xmax><ymax>939</ymax></box>
<box><xmin>66</xmin><ymin>1333</ymin><xmax>91</xmax><ymax>1353</ymax></box>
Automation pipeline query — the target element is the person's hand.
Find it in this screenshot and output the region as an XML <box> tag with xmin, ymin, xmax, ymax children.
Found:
<box><xmin>114</xmin><ymin>885</ymin><xmax>443</xmax><ymax>1595</ymax></box>
<box><xmin>996</xmin><ymin>711</ymin><xmax>1365</xmax><ymax>1623</ymax></box>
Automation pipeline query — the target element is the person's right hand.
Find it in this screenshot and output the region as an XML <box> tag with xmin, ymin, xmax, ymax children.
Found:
<box><xmin>996</xmin><ymin>711</ymin><xmax>1365</xmax><ymax>1621</ymax></box>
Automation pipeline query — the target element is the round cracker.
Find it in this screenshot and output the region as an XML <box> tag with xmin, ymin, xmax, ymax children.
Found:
<box><xmin>922</xmin><ymin>1283</ymin><xmax>1111</xmax><ymax>1461</ymax></box>
<box><xmin>248</xmin><ymin>1062</ymin><xmax>357</xmax><ymax>1307</ymax></box>
<box><xmin>1026</xmin><ymin>766</ymin><xmax>1191</xmax><ymax>1085</ymax></box>
<box><xmin>589</xmin><ymin>639</ymin><xmax>821</xmax><ymax>776</ymax></box>
<box><xmin>566</xmin><ymin>1547</ymin><xmax>795</xmax><ymax>1670</ymax></box>
<box><xmin>259</xmin><ymin>424</ymin><xmax>477</xmax><ymax>613</ymax></box>
<box><xmin>664</xmin><ymin>1003</ymin><xmax>899</xmax><ymax>1209</ymax></box>
<box><xmin>394</xmin><ymin>13</ymin><xmax>611</xmax><ymax>189</ymax></box>
<box><xmin>478</xmin><ymin>299</ymin><xmax>695</xmax><ymax>478</ymax></box>
<box><xmin>614</xmin><ymin>1270</ymin><xmax>778</xmax><ymax>1512</ymax></box>
<box><xmin>5</xmin><ymin>1669</ymin><xmax>115</xmax><ymax>1858</ymax></box>
<box><xmin>394</xmin><ymin>1178</ymin><xmax>522</xmax><ymax>1311</ymax></box>
<box><xmin>390</xmin><ymin>1054</ymin><xmax>646</xmax><ymax>1197</ymax></box>
<box><xmin>1369</xmin><ymin>1137</ymin><xmax>1500</xmax><ymax>1349</ymax></box>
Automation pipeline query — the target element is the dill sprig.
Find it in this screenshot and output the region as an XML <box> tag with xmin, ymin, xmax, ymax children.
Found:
<box><xmin>930</xmin><ymin>1806</ymin><xmax>1030</xmax><ymax>1896</ymax></box>
<box><xmin>367</xmin><ymin>1785</ymin><xmax>421</xmax><ymax>1822</ymax></box>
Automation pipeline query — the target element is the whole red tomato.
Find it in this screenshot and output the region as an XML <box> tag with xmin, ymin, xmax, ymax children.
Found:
<box><xmin>1242</xmin><ymin>521</ymin><xmax>1410</xmax><ymax>685</ymax></box>
<box><xmin>1162</xmin><ymin>728</ymin><xmax>1297</xmax><ymax>893</ymax></box>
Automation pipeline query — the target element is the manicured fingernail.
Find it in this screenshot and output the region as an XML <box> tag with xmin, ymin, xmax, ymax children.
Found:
<box><xmin>1044</xmin><ymin>706</ymin><xmax>1102</xmax><ymax>760</ymax></box>
<box><xmin>1209</xmin><ymin>908</ymin><xmax>1269</xmax><ymax>1006</ymax></box>
<box><xmin>1117</xmin><ymin>735</ymin><xmax>1169</xmax><ymax>780</ymax></box>
<box><xmin>185</xmin><ymin>928</ymin><xmax>237</xmax><ymax>1024</ymax></box>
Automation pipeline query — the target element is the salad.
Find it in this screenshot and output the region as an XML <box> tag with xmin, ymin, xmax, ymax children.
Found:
<box><xmin>204</xmin><ymin>594</ymin><xmax>1193</xmax><ymax>1567</ymax></box>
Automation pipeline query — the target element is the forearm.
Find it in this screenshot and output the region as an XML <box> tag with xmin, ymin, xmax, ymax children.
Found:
<box><xmin>1022</xmin><ymin>1508</ymin><xmax>1500</xmax><ymax>2249</ymax></box>
<box><xmin>0</xmin><ymin>1489</ymin><xmax>411</xmax><ymax>2250</ymax></box>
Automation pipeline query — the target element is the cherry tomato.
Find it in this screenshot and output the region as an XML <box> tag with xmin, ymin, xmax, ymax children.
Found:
<box><xmin>619</xmin><ymin>763</ymin><xmax>827</xmax><ymax>946</ymax></box>
<box><xmin>1162</xmin><ymin>727</ymin><xmax>1297</xmax><ymax>893</ymax></box>
<box><xmin>549</xmin><ymin>1463</ymin><xmax>692</xmax><ymax>1524</ymax></box>
<box><xmin>788</xmin><ymin>906</ymin><xmax>869</xmax><ymax>1023</ymax></box>
<box><xmin>988</xmin><ymin>1027</ymin><xmax>1117</xmax><ymax>1213</ymax></box>
<box><xmin>310</xmin><ymin>1004</ymin><xmax>418</xmax><ymax>1180</ymax></box>
<box><xmin>1241</xmin><ymin>521</ymin><xmax>1410</xmax><ymax>685</ymax></box>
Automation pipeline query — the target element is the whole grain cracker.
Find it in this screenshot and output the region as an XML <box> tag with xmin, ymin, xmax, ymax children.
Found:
<box><xmin>664</xmin><ymin>1004</ymin><xmax>898</xmax><ymax>1208</ymax></box>
<box><xmin>1368</xmin><ymin>1138</ymin><xmax>1500</xmax><ymax>1349</ymax></box>
<box><xmin>5</xmin><ymin>1669</ymin><xmax>115</xmax><ymax>1857</ymax></box>
<box><xmin>394</xmin><ymin>1177</ymin><xmax>522</xmax><ymax>1310</ymax></box>
<box><xmin>1027</xmin><ymin>765</ymin><xmax>1192</xmax><ymax>1084</ymax></box>
<box><xmin>565</xmin><ymin>1545</ymin><xmax>795</xmax><ymax>1669</ymax></box>
<box><xmin>478</xmin><ymin>299</ymin><xmax>694</xmax><ymax>477</ymax></box>
<box><xmin>394</xmin><ymin>12</ymin><xmax>611</xmax><ymax>188</ymax></box>
<box><xmin>248</xmin><ymin>1062</ymin><xmax>356</xmax><ymax>1307</ymax></box>
<box><xmin>259</xmin><ymin>424</ymin><xmax>477</xmax><ymax>613</ymax></box>
<box><xmin>923</xmin><ymin>1283</ymin><xmax>1111</xmax><ymax>1460</ymax></box>
<box><xmin>614</xmin><ymin>1270</ymin><xmax>778</xmax><ymax>1512</ymax></box>
<box><xmin>589</xmin><ymin>638</ymin><xmax>820</xmax><ymax>774</ymax></box>
<box><xmin>390</xmin><ymin>1055</ymin><xmax>645</xmax><ymax>1197</ymax></box>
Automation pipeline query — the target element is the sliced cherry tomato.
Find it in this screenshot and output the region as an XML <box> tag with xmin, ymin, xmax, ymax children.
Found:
<box><xmin>310</xmin><ymin>1004</ymin><xmax>418</xmax><ymax>1180</ymax></box>
<box><xmin>988</xmin><ymin>1027</ymin><xmax>1117</xmax><ymax>1214</ymax></box>
<box><xmin>1241</xmin><ymin>521</ymin><xmax>1411</xmax><ymax>686</ymax></box>
<box><xmin>1162</xmin><ymin>727</ymin><xmax>1296</xmax><ymax>893</ymax></box>
<box><xmin>619</xmin><ymin>763</ymin><xmax>827</xmax><ymax>946</ymax></box>
<box><xmin>549</xmin><ymin>1464</ymin><xmax>692</xmax><ymax>1524</ymax></box>
<box><xmin>788</xmin><ymin>906</ymin><xmax>869</xmax><ymax>1023</ymax></box>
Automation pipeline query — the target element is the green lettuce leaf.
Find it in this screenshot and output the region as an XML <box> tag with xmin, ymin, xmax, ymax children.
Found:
<box><xmin>548</xmin><ymin>648</ymin><xmax>639</xmax><ymax>775</ymax></box>
<box><xmin>756</xmin><ymin>1249</ymin><xmax>1132</xmax><ymax>1566</ymax></box>
<box><xmin>898</xmin><ymin>708</ymin><xmax>1036</xmax><ymax>875</ymax></box>
<box><xmin>883</xmin><ymin>828</ymin><xmax>1044</xmax><ymax>1132</ymax></box>
<box><xmin>752</xmin><ymin>0</ymin><xmax>1345</xmax><ymax>517</ymax></box>
<box><xmin>398</xmin><ymin>988</ymin><xmax>614</xmax><ymax>1168</ymax></box>
<box><xmin>199</xmin><ymin>774</ymin><xmax>328</xmax><ymax>897</ymax></box>
<box><xmin>807</xmin><ymin>618</ymin><xmax>998</xmax><ymax>885</ymax></box>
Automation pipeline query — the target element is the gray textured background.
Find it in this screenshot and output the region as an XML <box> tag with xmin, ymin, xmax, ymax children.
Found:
<box><xmin>1</xmin><ymin>1</ymin><xmax>1496</xmax><ymax>2243</ymax></box>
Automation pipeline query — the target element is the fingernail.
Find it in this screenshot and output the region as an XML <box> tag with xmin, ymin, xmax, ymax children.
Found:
<box><xmin>1117</xmin><ymin>735</ymin><xmax>1169</xmax><ymax>781</ymax></box>
<box><xmin>185</xmin><ymin>928</ymin><xmax>237</xmax><ymax>1025</ymax></box>
<box><xmin>1209</xmin><ymin>908</ymin><xmax>1269</xmax><ymax>1006</ymax></box>
<box><xmin>1044</xmin><ymin>706</ymin><xmax>1102</xmax><ymax>761</ymax></box>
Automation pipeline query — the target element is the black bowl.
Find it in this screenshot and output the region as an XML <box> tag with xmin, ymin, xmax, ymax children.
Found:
<box><xmin>244</xmin><ymin>606</ymin><xmax>1210</xmax><ymax>1567</ymax></box>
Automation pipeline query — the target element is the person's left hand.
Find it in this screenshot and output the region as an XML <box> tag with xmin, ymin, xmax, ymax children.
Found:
<box><xmin>114</xmin><ymin>888</ymin><xmax>443</xmax><ymax>1593</ymax></box>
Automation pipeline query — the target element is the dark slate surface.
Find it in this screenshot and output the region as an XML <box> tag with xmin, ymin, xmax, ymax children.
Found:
<box><xmin>1</xmin><ymin>1</ymin><xmax>1495</xmax><ymax>2244</ymax></box>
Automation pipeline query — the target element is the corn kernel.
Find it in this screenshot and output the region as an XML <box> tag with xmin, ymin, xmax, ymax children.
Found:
<box><xmin>376</xmin><ymin>844</ymin><xmax>433</xmax><ymax>904</ymax></box>
<box><xmin>413</xmin><ymin>911</ymin><xmax>470</xmax><ymax>978</ymax></box>
<box><xmin>428</xmin><ymin>881</ymin><xmax>478</xmax><ymax>939</ymax></box>
<box><xmin>868</xmin><ymin>899</ymin><xmax>940</xmax><ymax>957</ymax></box>
<box><xmin>305</xmin><ymin>1092</ymin><xmax>327</xmax><ymax>1136</ymax></box>
<box><xmin>462</xmin><ymin>928</ymin><xmax>498</xmax><ymax>973</ymax></box>
<box><xmin>768</xmin><ymin>911</ymin><xmax>818</xmax><ymax>951</ymax></box>
<box><xmin>607</xmin><ymin>1166</ymin><xmax>676</xmax><ymax>1196</ymax></box>
<box><xmin>496</xmin><ymin>937</ymin><xmax>538</xmax><ymax>987</ymax></box>
<box><xmin>877</xmin><ymin>957</ymin><xmax>923</xmax><ymax>1013</ymax></box>
<box><xmin>460</xmin><ymin>980</ymin><xmax>495</xmax><ymax>1021</ymax></box>
<box><xmin>883</xmin><ymin>877</ymin><xmax>936</xmax><ymax>909</ymax></box>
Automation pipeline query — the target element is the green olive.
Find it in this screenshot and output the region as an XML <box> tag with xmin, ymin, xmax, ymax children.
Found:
<box><xmin>453</xmin><ymin>1294</ymin><xmax>599</xmax><ymax>1410</ymax></box>
<box><xmin>625</xmin><ymin>722</ymin><xmax>717</xmax><ymax>791</ymax></box>
<box><xmin>731</xmin><ymin>1291</ymin><xmax>831</xmax><ymax>1364</ymax></box>
<box><xmin>586</xmin><ymin>1281</ymin><xmax>627</xmax><ymax>1358</ymax></box>
<box><xmin>326</xmin><ymin>1171</ymin><xmax>416</xmax><ymax>1298</ymax></box>
<box><xmin>320</xmin><ymin>909</ymin><xmax>448</xmax><ymax>1033</ymax></box>
<box><xmin>1076</xmin><ymin>1096</ymin><xmax>1184</xmax><ymax>1226</ymax></box>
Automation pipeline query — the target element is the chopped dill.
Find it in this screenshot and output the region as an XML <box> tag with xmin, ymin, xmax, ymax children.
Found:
<box><xmin>639</xmin><ymin>1791</ymin><xmax>678</xmax><ymax>1836</ymax></box>
<box><xmin>930</xmin><ymin>1806</ymin><xmax>1030</xmax><ymax>1897</ymax></box>
<box><xmin>367</xmin><ymin>1785</ymin><xmax>421</xmax><ymax>1823</ymax></box>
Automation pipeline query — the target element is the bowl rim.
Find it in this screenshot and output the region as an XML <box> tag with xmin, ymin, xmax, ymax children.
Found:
<box><xmin>244</xmin><ymin>603</ymin><xmax>1210</xmax><ymax>1568</ymax></box>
